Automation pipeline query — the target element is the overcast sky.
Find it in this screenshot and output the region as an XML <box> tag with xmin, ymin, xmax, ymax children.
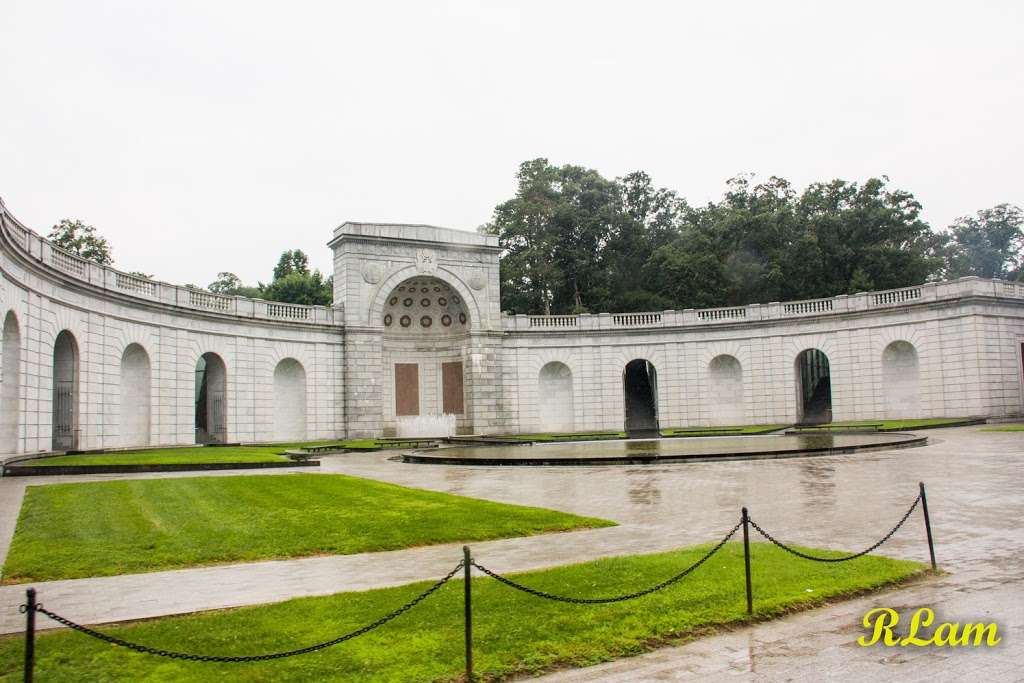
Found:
<box><xmin>1</xmin><ymin>1</ymin><xmax>1021</xmax><ymax>286</ymax></box>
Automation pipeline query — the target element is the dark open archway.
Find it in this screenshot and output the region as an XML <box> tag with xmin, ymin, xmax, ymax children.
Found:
<box><xmin>195</xmin><ymin>352</ymin><xmax>227</xmax><ymax>444</ymax></box>
<box><xmin>623</xmin><ymin>359</ymin><xmax>659</xmax><ymax>436</ymax></box>
<box><xmin>52</xmin><ymin>330</ymin><xmax>80</xmax><ymax>450</ymax></box>
<box><xmin>795</xmin><ymin>349</ymin><xmax>831</xmax><ymax>424</ymax></box>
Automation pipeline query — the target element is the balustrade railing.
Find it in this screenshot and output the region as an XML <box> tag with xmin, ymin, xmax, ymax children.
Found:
<box><xmin>697</xmin><ymin>307</ymin><xmax>746</xmax><ymax>322</ymax></box>
<box><xmin>613</xmin><ymin>312</ymin><xmax>662</xmax><ymax>327</ymax></box>
<box><xmin>783</xmin><ymin>298</ymin><xmax>833</xmax><ymax>315</ymax></box>
<box><xmin>872</xmin><ymin>287</ymin><xmax>921</xmax><ymax>306</ymax></box>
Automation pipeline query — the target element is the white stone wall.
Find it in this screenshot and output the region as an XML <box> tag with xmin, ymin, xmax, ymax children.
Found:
<box><xmin>3</xmin><ymin>199</ymin><xmax>1024</xmax><ymax>454</ymax></box>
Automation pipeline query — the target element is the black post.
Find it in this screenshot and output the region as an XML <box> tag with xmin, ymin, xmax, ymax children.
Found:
<box><xmin>24</xmin><ymin>588</ymin><xmax>35</xmax><ymax>683</ymax></box>
<box><xmin>463</xmin><ymin>546</ymin><xmax>473</xmax><ymax>682</ymax></box>
<box><xmin>741</xmin><ymin>508</ymin><xmax>753</xmax><ymax>615</ymax></box>
<box><xmin>919</xmin><ymin>482</ymin><xmax>937</xmax><ymax>570</ymax></box>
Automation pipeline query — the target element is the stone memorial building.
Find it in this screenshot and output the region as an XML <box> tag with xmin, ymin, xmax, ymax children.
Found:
<box><xmin>1</xmin><ymin>197</ymin><xmax>1023</xmax><ymax>454</ymax></box>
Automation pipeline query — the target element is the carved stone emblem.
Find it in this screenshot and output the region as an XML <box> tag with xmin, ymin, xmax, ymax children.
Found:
<box><xmin>361</xmin><ymin>262</ymin><xmax>383</xmax><ymax>284</ymax></box>
<box><xmin>467</xmin><ymin>271</ymin><xmax>486</xmax><ymax>291</ymax></box>
<box><xmin>415</xmin><ymin>249</ymin><xmax>438</xmax><ymax>274</ymax></box>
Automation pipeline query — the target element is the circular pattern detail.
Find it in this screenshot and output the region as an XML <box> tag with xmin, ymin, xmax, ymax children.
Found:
<box><xmin>400</xmin><ymin>315</ymin><xmax>411</xmax><ymax>328</ymax></box>
<box><xmin>459</xmin><ymin>313</ymin><xmax>467</xmax><ymax>325</ymax></box>
<box><xmin>433</xmin><ymin>286</ymin><xmax>441</xmax><ymax>292</ymax></box>
<box><xmin>389</xmin><ymin>296</ymin><xmax>398</xmax><ymax>306</ymax></box>
<box><xmin>420</xmin><ymin>298</ymin><xmax>431</xmax><ymax>307</ymax></box>
<box><xmin>384</xmin><ymin>314</ymin><xmax>393</xmax><ymax>326</ymax></box>
<box><xmin>403</xmin><ymin>298</ymin><xmax>414</xmax><ymax>307</ymax></box>
<box><xmin>441</xmin><ymin>314</ymin><xmax>452</xmax><ymax>327</ymax></box>
<box><xmin>438</xmin><ymin>297</ymin><xmax>447</xmax><ymax>306</ymax></box>
<box><xmin>420</xmin><ymin>315</ymin><xmax>432</xmax><ymax>328</ymax></box>
<box><xmin>420</xmin><ymin>287</ymin><xmax>429</xmax><ymax>293</ymax></box>
<box><xmin>398</xmin><ymin>286</ymin><xmax>406</xmax><ymax>292</ymax></box>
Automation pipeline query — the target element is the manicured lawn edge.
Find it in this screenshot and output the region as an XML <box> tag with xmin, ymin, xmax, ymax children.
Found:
<box><xmin>0</xmin><ymin>543</ymin><xmax>930</xmax><ymax>682</ymax></box>
<box><xmin>2</xmin><ymin>460</ymin><xmax>319</xmax><ymax>476</ymax></box>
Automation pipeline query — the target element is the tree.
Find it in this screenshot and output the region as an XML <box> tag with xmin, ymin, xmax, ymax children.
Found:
<box><xmin>273</xmin><ymin>250</ymin><xmax>310</xmax><ymax>280</ymax></box>
<box><xmin>260</xmin><ymin>270</ymin><xmax>332</xmax><ymax>306</ymax></box>
<box><xmin>48</xmin><ymin>219</ymin><xmax>114</xmax><ymax>265</ymax></box>
<box><xmin>207</xmin><ymin>271</ymin><xmax>261</xmax><ymax>298</ymax></box>
<box><xmin>944</xmin><ymin>204</ymin><xmax>1024</xmax><ymax>279</ymax></box>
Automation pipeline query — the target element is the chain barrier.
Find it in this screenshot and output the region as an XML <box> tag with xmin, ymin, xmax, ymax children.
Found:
<box><xmin>471</xmin><ymin>518</ymin><xmax>743</xmax><ymax>604</ymax></box>
<box><xmin>23</xmin><ymin>560</ymin><xmax>464</xmax><ymax>663</ymax></box>
<box><xmin>748</xmin><ymin>494</ymin><xmax>921</xmax><ymax>563</ymax></box>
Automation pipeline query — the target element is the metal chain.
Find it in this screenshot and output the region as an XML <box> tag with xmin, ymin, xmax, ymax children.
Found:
<box><xmin>748</xmin><ymin>494</ymin><xmax>921</xmax><ymax>562</ymax></box>
<box><xmin>27</xmin><ymin>560</ymin><xmax>464</xmax><ymax>663</ymax></box>
<box><xmin>471</xmin><ymin>519</ymin><xmax>743</xmax><ymax>604</ymax></box>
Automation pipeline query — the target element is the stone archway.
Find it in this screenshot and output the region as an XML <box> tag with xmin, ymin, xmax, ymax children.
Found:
<box><xmin>1</xmin><ymin>312</ymin><xmax>21</xmax><ymax>453</ymax></box>
<box><xmin>273</xmin><ymin>358</ymin><xmax>307</xmax><ymax>441</ymax></box>
<box><xmin>120</xmin><ymin>343</ymin><xmax>151</xmax><ymax>447</ymax></box>
<box><xmin>624</xmin><ymin>359</ymin><xmax>659</xmax><ymax>436</ymax></box>
<box><xmin>539</xmin><ymin>361</ymin><xmax>574</xmax><ymax>433</ymax></box>
<box><xmin>195</xmin><ymin>352</ymin><xmax>227</xmax><ymax>444</ymax></box>
<box><xmin>52</xmin><ymin>330</ymin><xmax>80</xmax><ymax>450</ymax></box>
<box><xmin>882</xmin><ymin>341</ymin><xmax>920</xmax><ymax>418</ymax></box>
<box><xmin>795</xmin><ymin>348</ymin><xmax>831</xmax><ymax>424</ymax></box>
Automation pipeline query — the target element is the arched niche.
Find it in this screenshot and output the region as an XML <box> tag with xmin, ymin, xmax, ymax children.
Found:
<box><xmin>538</xmin><ymin>361</ymin><xmax>574</xmax><ymax>433</ymax></box>
<box><xmin>882</xmin><ymin>341</ymin><xmax>920</xmax><ymax>418</ymax></box>
<box><xmin>1</xmin><ymin>312</ymin><xmax>21</xmax><ymax>453</ymax></box>
<box><xmin>708</xmin><ymin>354</ymin><xmax>743</xmax><ymax>425</ymax></box>
<box><xmin>273</xmin><ymin>358</ymin><xmax>307</xmax><ymax>441</ymax></box>
<box><xmin>120</xmin><ymin>343</ymin><xmax>151</xmax><ymax>447</ymax></box>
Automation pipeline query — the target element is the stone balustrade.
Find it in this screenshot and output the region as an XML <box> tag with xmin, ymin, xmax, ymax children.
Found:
<box><xmin>0</xmin><ymin>201</ymin><xmax>339</xmax><ymax>326</ymax></box>
<box><xmin>503</xmin><ymin>278</ymin><xmax>1023</xmax><ymax>332</ymax></box>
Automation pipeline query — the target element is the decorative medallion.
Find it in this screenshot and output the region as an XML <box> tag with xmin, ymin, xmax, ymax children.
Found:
<box><xmin>438</xmin><ymin>297</ymin><xmax>447</xmax><ymax>306</ymax></box>
<box><xmin>459</xmin><ymin>312</ymin><xmax>467</xmax><ymax>325</ymax></box>
<box><xmin>420</xmin><ymin>315</ymin><xmax>432</xmax><ymax>328</ymax></box>
<box><xmin>433</xmin><ymin>286</ymin><xmax>441</xmax><ymax>292</ymax></box>
<box><xmin>415</xmin><ymin>248</ymin><xmax>438</xmax><ymax>274</ymax></box>
<box><xmin>467</xmin><ymin>271</ymin><xmax>486</xmax><ymax>291</ymax></box>
<box><xmin>384</xmin><ymin>314</ymin><xmax>393</xmax><ymax>326</ymax></box>
<box><xmin>420</xmin><ymin>298</ymin><xmax>431</xmax><ymax>307</ymax></box>
<box><xmin>400</xmin><ymin>315</ymin><xmax>411</xmax><ymax>327</ymax></box>
<box><xmin>361</xmin><ymin>262</ymin><xmax>384</xmax><ymax>284</ymax></box>
<box><xmin>420</xmin><ymin>287</ymin><xmax>429</xmax><ymax>293</ymax></box>
<box><xmin>403</xmin><ymin>297</ymin><xmax>413</xmax><ymax>307</ymax></box>
<box><xmin>441</xmin><ymin>314</ymin><xmax>452</xmax><ymax>327</ymax></box>
<box><xmin>389</xmin><ymin>296</ymin><xmax>398</xmax><ymax>306</ymax></box>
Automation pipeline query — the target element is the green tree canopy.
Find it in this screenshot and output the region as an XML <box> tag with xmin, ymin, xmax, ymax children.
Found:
<box><xmin>48</xmin><ymin>219</ymin><xmax>114</xmax><ymax>265</ymax></box>
<box><xmin>943</xmin><ymin>204</ymin><xmax>1024</xmax><ymax>279</ymax></box>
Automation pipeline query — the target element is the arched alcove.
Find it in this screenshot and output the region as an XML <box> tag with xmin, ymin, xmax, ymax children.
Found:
<box><xmin>708</xmin><ymin>354</ymin><xmax>743</xmax><ymax>425</ymax></box>
<box><xmin>1</xmin><ymin>312</ymin><xmax>21</xmax><ymax>453</ymax></box>
<box><xmin>195</xmin><ymin>352</ymin><xmax>227</xmax><ymax>444</ymax></box>
<box><xmin>623</xmin><ymin>359</ymin><xmax>659</xmax><ymax>436</ymax></box>
<box><xmin>538</xmin><ymin>361</ymin><xmax>574</xmax><ymax>433</ymax></box>
<box><xmin>882</xmin><ymin>341</ymin><xmax>920</xmax><ymax>418</ymax></box>
<box><xmin>120</xmin><ymin>343</ymin><xmax>151</xmax><ymax>447</ymax></box>
<box><xmin>795</xmin><ymin>348</ymin><xmax>831</xmax><ymax>424</ymax></box>
<box><xmin>273</xmin><ymin>358</ymin><xmax>307</xmax><ymax>441</ymax></box>
<box><xmin>52</xmin><ymin>330</ymin><xmax>80</xmax><ymax>450</ymax></box>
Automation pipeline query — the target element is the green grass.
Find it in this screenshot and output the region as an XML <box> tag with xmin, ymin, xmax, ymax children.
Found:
<box><xmin>16</xmin><ymin>439</ymin><xmax>435</xmax><ymax>466</ymax></box>
<box><xmin>793</xmin><ymin>417</ymin><xmax>978</xmax><ymax>432</ymax></box>
<box><xmin>979</xmin><ymin>423</ymin><xmax>1024</xmax><ymax>431</ymax></box>
<box><xmin>0</xmin><ymin>542</ymin><xmax>925</xmax><ymax>682</ymax></box>
<box><xmin>0</xmin><ymin>474</ymin><xmax>612</xmax><ymax>583</ymax></box>
<box><xmin>503</xmin><ymin>424</ymin><xmax>788</xmax><ymax>442</ymax></box>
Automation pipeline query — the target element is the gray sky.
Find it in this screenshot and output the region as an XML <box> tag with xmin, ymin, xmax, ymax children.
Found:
<box><xmin>2</xmin><ymin>1</ymin><xmax>1021</xmax><ymax>287</ymax></box>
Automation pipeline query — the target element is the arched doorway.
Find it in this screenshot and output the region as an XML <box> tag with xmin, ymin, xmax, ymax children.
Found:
<box><xmin>1</xmin><ymin>312</ymin><xmax>21</xmax><ymax>453</ymax></box>
<box><xmin>273</xmin><ymin>358</ymin><xmax>307</xmax><ymax>441</ymax></box>
<box><xmin>195</xmin><ymin>352</ymin><xmax>227</xmax><ymax>444</ymax></box>
<box><xmin>623</xmin><ymin>359</ymin><xmax>659</xmax><ymax>436</ymax></box>
<box><xmin>882</xmin><ymin>341</ymin><xmax>920</xmax><ymax>418</ymax></box>
<box><xmin>52</xmin><ymin>330</ymin><xmax>80</xmax><ymax>450</ymax></box>
<box><xmin>795</xmin><ymin>349</ymin><xmax>831</xmax><ymax>424</ymax></box>
<box><xmin>120</xmin><ymin>344</ymin><xmax>151</xmax><ymax>447</ymax></box>
<box><xmin>538</xmin><ymin>361</ymin><xmax>574</xmax><ymax>433</ymax></box>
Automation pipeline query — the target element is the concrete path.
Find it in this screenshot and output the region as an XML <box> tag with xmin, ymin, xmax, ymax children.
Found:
<box><xmin>0</xmin><ymin>427</ymin><xmax>1021</xmax><ymax>679</ymax></box>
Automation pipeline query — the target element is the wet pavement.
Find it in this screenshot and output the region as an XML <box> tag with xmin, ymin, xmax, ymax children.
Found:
<box><xmin>0</xmin><ymin>426</ymin><xmax>1021</xmax><ymax>680</ymax></box>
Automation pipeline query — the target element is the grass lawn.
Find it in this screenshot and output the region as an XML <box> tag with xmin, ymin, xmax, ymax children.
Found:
<box><xmin>794</xmin><ymin>417</ymin><xmax>978</xmax><ymax>431</ymax></box>
<box><xmin>0</xmin><ymin>474</ymin><xmax>612</xmax><ymax>583</ymax></box>
<box><xmin>14</xmin><ymin>440</ymin><xmax>419</xmax><ymax>467</ymax></box>
<box><xmin>979</xmin><ymin>423</ymin><xmax>1024</xmax><ymax>432</ymax></box>
<box><xmin>504</xmin><ymin>425</ymin><xmax>788</xmax><ymax>441</ymax></box>
<box><xmin>0</xmin><ymin>542</ymin><xmax>925</xmax><ymax>682</ymax></box>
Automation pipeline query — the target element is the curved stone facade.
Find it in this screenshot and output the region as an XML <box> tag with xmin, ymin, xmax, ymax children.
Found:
<box><xmin>2</xmin><ymin>197</ymin><xmax>1023</xmax><ymax>454</ymax></box>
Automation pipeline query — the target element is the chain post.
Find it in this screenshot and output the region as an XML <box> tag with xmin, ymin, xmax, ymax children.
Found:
<box><xmin>24</xmin><ymin>588</ymin><xmax>35</xmax><ymax>683</ymax></box>
<box><xmin>919</xmin><ymin>482</ymin><xmax>937</xmax><ymax>570</ymax></box>
<box><xmin>463</xmin><ymin>546</ymin><xmax>473</xmax><ymax>682</ymax></box>
<box><xmin>741</xmin><ymin>509</ymin><xmax>753</xmax><ymax>615</ymax></box>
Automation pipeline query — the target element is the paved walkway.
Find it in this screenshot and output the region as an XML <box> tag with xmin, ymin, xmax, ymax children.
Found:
<box><xmin>0</xmin><ymin>427</ymin><xmax>1022</xmax><ymax>679</ymax></box>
